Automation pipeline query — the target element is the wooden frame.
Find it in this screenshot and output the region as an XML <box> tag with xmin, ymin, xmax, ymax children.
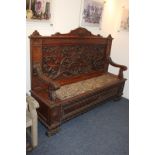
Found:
<box><xmin>29</xmin><ymin>27</ymin><xmax>127</xmax><ymax>136</ymax></box>
<box><xmin>26</xmin><ymin>0</ymin><xmax>51</xmax><ymax>21</ymax></box>
<box><xmin>81</xmin><ymin>0</ymin><xmax>104</xmax><ymax>28</ymax></box>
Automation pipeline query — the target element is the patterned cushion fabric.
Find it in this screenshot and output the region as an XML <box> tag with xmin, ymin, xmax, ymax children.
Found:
<box><xmin>56</xmin><ymin>74</ymin><xmax>119</xmax><ymax>100</ymax></box>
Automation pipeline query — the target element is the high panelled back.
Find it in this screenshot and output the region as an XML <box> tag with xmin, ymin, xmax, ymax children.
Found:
<box><xmin>30</xmin><ymin>27</ymin><xmax>113</xmax><ymax>87</ymax></box>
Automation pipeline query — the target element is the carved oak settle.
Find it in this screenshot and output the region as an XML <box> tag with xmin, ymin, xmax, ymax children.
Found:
<box><xmin>29</xmin><ymin>27</ymin><xmax>127</xmax><ymax>136</ymax></box>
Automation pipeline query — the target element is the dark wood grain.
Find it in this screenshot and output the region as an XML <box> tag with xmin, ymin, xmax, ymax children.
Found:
<box><xmin>29</xmin><ymin>27</ymin><xmax>127</xmax><ymax>136</ymax></box>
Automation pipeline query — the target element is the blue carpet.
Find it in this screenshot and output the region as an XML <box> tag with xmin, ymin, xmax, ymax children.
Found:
<box><xmin>27</xmin><ymin>98</ymin><xmax>129</xmax><ymax>155</ymax></box>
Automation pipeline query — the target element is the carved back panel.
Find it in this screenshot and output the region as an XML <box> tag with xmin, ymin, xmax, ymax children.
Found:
<box><xmin>42</xmin><ymin>44</ymin><xmax>107</xmax><ymax>80</ymax></box>
<box><xmin>30</xmin><ymin>27</ymin><xmax>113</xmax><ymax>82</ymax></box>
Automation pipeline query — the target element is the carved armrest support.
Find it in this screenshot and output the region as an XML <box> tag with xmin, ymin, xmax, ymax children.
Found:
<box><xmin>108</xmin><ymin>57</ymin><xmax>127</xmax><ymax>79</ymax></box>
<box><xmin>39</xmin><ymin>74</ymin><xmax>60</xmax><ymax>90</ymax></box>
<box><xmin>33</xmin><ymin>63</ymin><xmax>60</xmax><ymax>101</ymax></box>
<box><xmin>39</xmin><ymin>74</ymin><xmax>60</xmax><ymax>101</ymax></box>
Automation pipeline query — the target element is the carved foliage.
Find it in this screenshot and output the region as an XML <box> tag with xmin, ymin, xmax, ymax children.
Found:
<box><xmin>42</xmin><ymin>45</ymin><xmax>106</xmax><ymax>79</ymax></box>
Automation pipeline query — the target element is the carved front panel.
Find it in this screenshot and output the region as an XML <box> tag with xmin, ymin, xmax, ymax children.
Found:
<box><xmin>42</xmin><ymin>45</ymin><xmax>106</xmax><ymax>79</ymax></box>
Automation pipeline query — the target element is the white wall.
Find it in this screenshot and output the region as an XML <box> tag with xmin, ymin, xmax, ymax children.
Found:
<box><xmin>26</xmin><ymin>0</ymin><xmax>129</xmax><ymax>99</ymax></box>
<box><xmin>102</xmin><ymin>0</ymin><xmax>129</xmax><ymax>98</ymax></box>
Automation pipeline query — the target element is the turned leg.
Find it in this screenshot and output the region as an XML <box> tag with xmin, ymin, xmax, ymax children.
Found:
<box><xmin>113</xmin><ymin>82</ymin><xmax>125</xmax><ymax>101</ymax></box>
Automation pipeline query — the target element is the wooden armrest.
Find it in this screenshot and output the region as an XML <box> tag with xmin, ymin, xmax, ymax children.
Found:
<box><xmin>108</xmin><ymin>57</ymin><xmax>127</xmax><ymax>79</ymax></box>
<box><xmin>33</xmin><ymin>63</ymin><xmax>60</xmax><ymax>101</ymax></box>
<box><xmin>34</xmin><ymin>63</ymin><xmax>60</xmax><ymax>90</ymax></box>
<box><xmin>108</xmin><ymin>57</ymin><xmax>127</xmax><ymax>70</ymax></box>
<box><xmin>39</xmin><ymin>74</ymin><xmax>60</xmax><ymax>90</ymax></box>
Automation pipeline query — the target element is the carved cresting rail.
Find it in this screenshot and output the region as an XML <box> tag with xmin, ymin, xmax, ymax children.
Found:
<box><xmin>29</xmin><ymin>27</ymin><xmax>127</xmax><ymax>136</ymax></box>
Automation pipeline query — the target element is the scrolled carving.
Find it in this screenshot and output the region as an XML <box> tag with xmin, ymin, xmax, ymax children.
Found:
<box><xmin>52</xmin><ymin>27</ymin><xmax>100</xmax><ymax>37</ymax></box>
<box><xmin>42</xmin><ymin>45</ymin><xmax>106</xmax><ymax>79</ymax></box>
<box><xmin>29</xmin><ymin>30</ymin><xmax>41</xmax><ymax>38</ymax></box>
<box><xmin>70</xmin><ymin>27</ymin><xmax>93</xmax><ymax>36</ymax></box>
<box><xmin>107</xmin><ymin>34</ymin><xmax>113</xmax><ymax>40</ymax></box>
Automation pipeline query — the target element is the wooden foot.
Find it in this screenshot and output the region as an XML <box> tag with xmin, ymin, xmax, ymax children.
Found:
<box><xmin>113</xmin><ymin>95</ymin><xmax>122</xmax><ymax>101</ymax></box>
<box><xmin>45</xmin><ymin>126</ymin><xmax>60</xmax><ymax>137</ymax></box>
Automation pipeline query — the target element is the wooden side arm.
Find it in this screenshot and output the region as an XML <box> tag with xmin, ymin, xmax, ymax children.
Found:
<box><xmin>33</xmin><ymin>63</ymin><xmax>60</xmax><ymax>101</ymax></box>
<box><xmin>108</xmin><ymin>57</ymin><xmax>127</xmax><ymax>79</ymax></box>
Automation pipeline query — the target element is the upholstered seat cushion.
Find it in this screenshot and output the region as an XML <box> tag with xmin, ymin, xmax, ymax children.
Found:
<box><xmin>56</xmin><ymin>74</ymin><xmax>119</xmax><ymax>100</ymax></box>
